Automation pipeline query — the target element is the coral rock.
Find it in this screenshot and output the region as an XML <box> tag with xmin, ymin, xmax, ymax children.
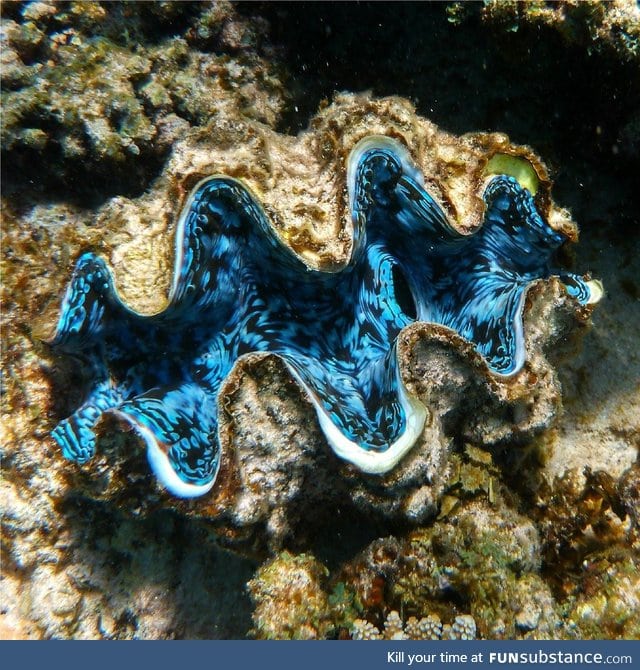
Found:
<box><xmin>247</xmin><ymin>552</ymin><xmax>332</xmax><ymax>639</ymax></box>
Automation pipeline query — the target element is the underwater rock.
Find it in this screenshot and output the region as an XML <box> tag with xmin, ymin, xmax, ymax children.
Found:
<box><xmin>247</xmin><ymin>551</ymin><xmax>333</xmax><ymax>639</ymax></box>
<box><xmin>340</xmin><ymin>499</ymin><xmax>563</xmax><ymax>640</ymax></box>
<box><xmin>618</xmin><ymin>463</ymin><xmax>640</xmax><ymax>533</ymax></box>
<box><xmin>1</xmin><ymin>475</ymin><xmax>257</xmax><ymax>639</ymax></box>
<box><xmin>0</xmin><ymin>1</ymin><xmax>287</xmax><ymax>200</ymax></box>
<box><xmin>35</xmin><ymin>93</ymin><xmax>602</xmax><ymax>550</ymax></box>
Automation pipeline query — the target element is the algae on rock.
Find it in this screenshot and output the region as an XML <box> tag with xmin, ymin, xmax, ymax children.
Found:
<box><xmin>0</xmin><ymin>1</ymin><xmax>288</xmax><ymax>201</ymax></box>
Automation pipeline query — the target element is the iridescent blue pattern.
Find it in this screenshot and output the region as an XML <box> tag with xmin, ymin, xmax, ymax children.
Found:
<box><xmin>45</xmin><ymin>138</ymin><xmax>595</xmax><ymax>497</ymax></box>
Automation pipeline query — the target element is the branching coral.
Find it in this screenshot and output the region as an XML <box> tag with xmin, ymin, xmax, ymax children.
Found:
<box><xmin>351</xmin><ymin>611</ymin><xmax>477</xmax><ymax>640</ymax></box>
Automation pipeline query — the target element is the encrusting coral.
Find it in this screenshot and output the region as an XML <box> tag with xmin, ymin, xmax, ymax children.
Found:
<box><xmin>533</xmin><ymin>464</ymin><xmax>640</xmax><ymax>576</ymax></box>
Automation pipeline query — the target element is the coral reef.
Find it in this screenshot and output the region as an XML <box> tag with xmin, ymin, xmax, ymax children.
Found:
<box><xmin>246</xmin><ymin>550</ymin><xmax>480</xmax><ymax>640</ymax></box>
<box><xmin>1</xmin><ymin>1</ymin><xmax>638</xmax><ymax>642</ymax></box>
<box><xmin>247</xmin><ymin>464</ymin><xmax>640</xmax><ymax>640</ymax></box>
<box><xmin>338</xmin><ymin>499</ymin><xmax>562</xmax><ymax>640</ymax></box>
<box><xmin>1</xmin><ymin>1</ymin><xmax>287</xmax><ymax>201</ymax></box>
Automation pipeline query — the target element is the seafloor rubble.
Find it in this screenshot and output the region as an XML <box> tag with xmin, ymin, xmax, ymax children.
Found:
<box><xmin>1</xmin><ymin>1</ymin><xmax>638</xmax><ymax>640</ymax></box>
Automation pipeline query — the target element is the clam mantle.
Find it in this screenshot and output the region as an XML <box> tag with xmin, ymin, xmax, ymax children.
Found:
<box><xmin>39</xmin><ymin>95</ymin><xmax>601</xmax><ymax>548</ymax></box>
<box><xmin>41</xmin><ymin>95</ymin><xmax>601</xmax><ymax>536</ymax></box>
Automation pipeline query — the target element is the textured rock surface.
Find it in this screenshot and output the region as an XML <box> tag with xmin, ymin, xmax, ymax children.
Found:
<box><xmin>1</xmin><ymin>1</ymin><xmax>286</xmax><ymax>202</ymax></box>
<box><xmin>1</xmin><ymin>1</ymin><xmax>638</xmax><ymax>641</ymax></box>
<box><xmin>1</xmin><ymin>496</ymin><xmax>257</xmax><ymax>639</ymax></box>
<box><xmin>448</xmin><ymin>0</ymin><xmax>640</xmax><ymax>65</ymax></box>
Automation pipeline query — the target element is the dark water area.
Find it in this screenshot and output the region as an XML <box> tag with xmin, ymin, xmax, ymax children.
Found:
<box><xmin>254</xmin><ymin>2</ymin><xmax>639</xmax><ymax>227</ymax></box>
